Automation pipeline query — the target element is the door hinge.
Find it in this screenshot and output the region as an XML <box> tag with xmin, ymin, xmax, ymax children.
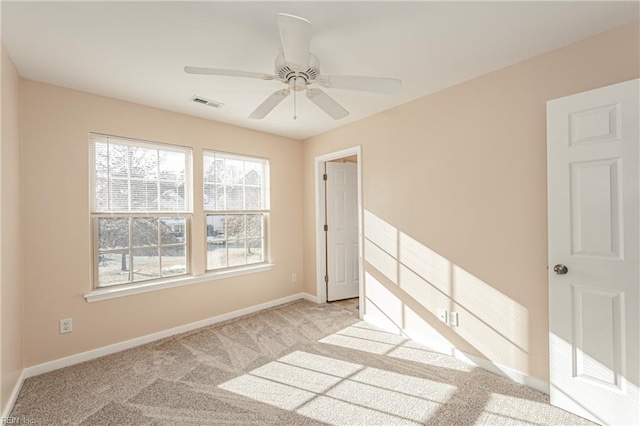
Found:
<box><xmin>324</xmin><ymin>275</ymin><xmax>329</xmax><ymax>283</ymax></box>
<box><xmin>323</xmin><ymin>173</ymin><xmax>327</xmax><ymax>181</ymax></box>
<box><xmin>323</xmin><ymin>224</ymin><xmax>328</xmax><ymax>231</ymax></box>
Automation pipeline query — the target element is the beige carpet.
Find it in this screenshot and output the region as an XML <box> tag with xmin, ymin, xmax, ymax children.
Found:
<box><xmin>11</xmin><ymin>300</ymin><xmax>593</xmax><ymax>425</ymax></box>
<box><xmin>329</xmin><ymin>297</ymin><xmax>360</xmax><ymax>317</ymax></box>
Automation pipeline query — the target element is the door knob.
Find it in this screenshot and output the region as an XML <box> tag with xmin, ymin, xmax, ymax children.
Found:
<box><xmin>553</xmin><ymin>264</ymin><xmax>568</xmax><ymax>275</ymax></box>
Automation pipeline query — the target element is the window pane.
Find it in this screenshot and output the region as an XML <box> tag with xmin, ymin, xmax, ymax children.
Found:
<box><xmin>215</xmin><ymin>184</ymin><xmax>225</xmax><ymax>209</ymax></box>
<box><xmin>245</xmin><ymin>187</ymin><xmax>262</xmax><ymax>210</ymax></box>
<box><xmin>159</xmin><ymin>150</ymin><xmax>185</xmax><ymax>180</ymax></box>
<box><xmin>132</xmin><ymin>217</ymin><xmax>158</xmax><ymax>247</ymax></box>
<box><xmin>110</xmin><ymin>178</ymin><xmax>129</xmax><ymax>211</ymax></box>
<box><xmin>246</xmin><ymin>214</ymin><xmax>263</xmax><ymax>238</ymax></box>
<box><xmin>247</xmin><ymin>239</ymin><xmax>263</xmax><ymax>264</ymax></box>
<box><xmin>95</xmin><ymin>177</ymin><xmax>109</xmax><ymax>211</ymax></box>
<box><xmin>204</xmin><ymin>156</ymin><xmax>216</xmax><ymax>183</ymax></box>
<box><xmin>98</xmin><ymin>250</ymin><xmax>130</xmax><ymax>287</ymax></box>
<box><xmin>214</xmin><ymin>158</ymin><xmax>224</xmax><ymax>183</ymax></box>
<box><xmin>228</xmin><ymin>239</ymin><xmax>246</xmax><ymax>267</ymax></box>
<box><xmin>227</xmin><ymin>215</ymin><xmax>245</xmax><ymax>240</ymax></box>
<box><xmin>131</xmin><ymin>180</ymin><xmax>159</xmax><ymax>211</ymax></box>
<box><xmin>225</xmin><ymin>185</ymin><xmax>243</xmax><ymax>210</ymax></box>
<box><xmin>108</xmin><ymin>144</ymin><xmax>129</xmax><ymax>178</ymax></box>
<box><xmin>133</xmin><ymin>247</ymin><xmax>160</xmax><ymax>281</ymax></box>
<box><xmin>224</xmin><ymin>158</ymin><xmax>244</xmax><ymax>185</ymax></box>
<box><xmin>204</xmin><ymin>183</ymin><xmax>216</xmax><ymax>210</ymax></box>
<box><xmin>207</xmin><ymin>241</ymin><xmax>227</xmax><ymax>270</ymax></box>
<box><xmin>244</xmin><ymin>161</ymin><xmax>263</xmax><ymax>185</ymax></box>
<box><xmin>206</xmin><ymin>215</ymin><xmax>226</xmax><ymax>240</ymax></box>
<box><xmin>161</xmin><ymin>217</ymin><xmax>186</xmax><ymax>244</ymax></box>
<box><xmin>160</xmin><ymin>181</ymin><xmax>184</xmax><ymax>211</ymax></box>
<box><xmin>161</xmin><ymin>246</ymin><xmax>186</xmax><ymax>277</ymax></box>
<box><xmin>94</xmin><ymin>142</ymin><xmax>109</xmax><ymax>178</ymax></box>
<box><xmin>130</xmin><ymin>146</ymin><xmax>158</xmax><ymax>179</ymax></box>
<box><xmin>98</xmin><ymin>218</ymin><xmax>129</xmax><ymax>250</ymax></box>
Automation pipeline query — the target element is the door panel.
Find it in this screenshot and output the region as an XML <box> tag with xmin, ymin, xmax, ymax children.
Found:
<box><xmin>571</xmin><ymin>286</ymin><xmax>623</xmax><ymax>389</ymax></box>
<box><xmin>326</xmin><ymin>162</ymin><xmax>359</xmax><ymax>301</ymax></box>
<box><xmin>570</xmin><ymin>158</ymin><xmax>622</xmax><ymax>258</ymax></box>
<box><xmin>547</xmin><ymin>78</ymin><xmax>639</xmax><ymax>425</ymax></box>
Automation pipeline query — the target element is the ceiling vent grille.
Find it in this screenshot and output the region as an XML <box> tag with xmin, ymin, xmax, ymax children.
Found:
<box><xmin>190</xmin><ymin>96</ymin><xmax>224</xmax><ymax>109</ymax></box>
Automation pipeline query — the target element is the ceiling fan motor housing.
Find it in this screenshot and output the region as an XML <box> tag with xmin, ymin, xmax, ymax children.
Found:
<box><xmin>275</xmin><ymin>52</ymin><xmax>319</xmax><ymax>88</ymax></box>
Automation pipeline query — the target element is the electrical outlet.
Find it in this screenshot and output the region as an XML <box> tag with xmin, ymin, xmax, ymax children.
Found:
<box><xmin>449</xmin><ymin>311</ymin><xmax>459</xmax><ymax>327</ymax></box>
<box><xmin>60</xmin><ymin>318</ymin><xmax>73</xmax><ymax>334</ymax></box>
<box><xmin>437</xmin><ymin>309</ymin><xmax>448</xmax><ymax>323</ymax></box>
<box><xmin>292</xmin><ymin>273</ymin><xmax>297</xmax><ymax>283</ymax></box>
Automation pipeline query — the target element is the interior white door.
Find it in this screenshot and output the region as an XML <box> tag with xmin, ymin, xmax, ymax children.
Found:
<box><xmin>547</xmin><ymin>79</ymin><xmax>639</xmax><ymax>425</ymax></box>
<box><xmin>326</xmin><ymin>161</ymin><xmax>359</xmax><ymax>302</ymax></box>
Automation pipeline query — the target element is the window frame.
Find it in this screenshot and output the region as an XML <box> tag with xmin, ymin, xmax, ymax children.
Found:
<box><xmin>89</xmin><ymin>133</ymin><xmax>193</xmax><ymax>290</ymax></box>
<box><xmin>203</xmin><ymin>150</ymin><xmax>270</xmax><ymax>272</ymax></box>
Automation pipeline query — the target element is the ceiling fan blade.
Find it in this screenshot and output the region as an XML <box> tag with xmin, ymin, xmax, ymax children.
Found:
<box><xmin>276</xmin><ymin>13</ymin><xmax>311</xmax><ymax>70</ymax></box>
<box><xmin>316</xmin><ymin>75</ymin><xmax>402</xmax><ymax>93</ymax></box>
<box><xmin>306</xmin><ymin>88</ymin><xmax>349</xmax><ymax>120</ymax></box>
<box><xmin>184</xmin><ymin>66</ymin><xmax>275</xmax><ymax>80</ymax></box>
<box><xmin>249</xmin><ymin>89</ymin><xmax>291</xmax><ymax>119</ymax></box>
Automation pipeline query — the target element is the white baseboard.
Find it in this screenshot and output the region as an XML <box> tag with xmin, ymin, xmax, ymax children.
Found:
<box><xmin>24</xmin><ymin>292</ymin><xmax>307</xmax><ymax>379</ymax></box>
<box><xmin>1</xmin><ymin>369</ymin><xmax>25</xmax><ymax>420</ymax></box>
<box><xmin>363</xmin><ymin>313</ymin><xmax>550</xmax><ymax>395</ymax></box>
<box><xmin>453</xmin><ymin>350</ymin><xmax>549</xmax><ymax>394</ymax></box>
<box><xmin>301</xmin><ymin>292</ymin><xmax>320</xmax><ymax>303</ymax></box>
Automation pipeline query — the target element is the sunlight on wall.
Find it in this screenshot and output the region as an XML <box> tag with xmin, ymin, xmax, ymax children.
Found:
<box><xmin>364</xmin><ymin>210</ymin><xmax>398</xmax><ymax>257</ymax></box>
<box><xmin>452</xmin><ymin>265</ymin><xmax>529</xmax><ymax>352</ymax></box>
<box><xmin>364</xmin><ymin>239</ymin><xmax>398</xmax><ymax>284</ymax></box>
<box><xmin>403</xmin><ymin>305</ymin><xmax>456</xmax><ymax>355</ymax></box>
<box><xmin>365</xmin><ymin>272</ymin><xmax>403</xmax><ymax>330</ymax></box>
<box><xmin>363</xmin><ymin>210</ymin><xmax>530</xmax><ymax>374</ymax></box>
<box><xmin>399</xmin><ymin>232</ymin><xmax>451</xmax><ymax>295</ymax></box>
<box><xmin>219</xmin><ymin>350</ymin><xmax>457</xmax><ymax>425</ymax></box>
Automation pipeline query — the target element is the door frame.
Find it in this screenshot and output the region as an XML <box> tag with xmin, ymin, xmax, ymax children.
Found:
<box><xmin>314</xmin><ymin>146</ymin><xmax>363</xmax><ymax>313</ymax></box>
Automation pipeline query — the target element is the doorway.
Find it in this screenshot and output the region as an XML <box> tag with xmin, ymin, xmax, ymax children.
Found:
<box><xmin>314</xmin><ymin>147</ymin><xmax>363</xmax><ymax>318</ymax></box>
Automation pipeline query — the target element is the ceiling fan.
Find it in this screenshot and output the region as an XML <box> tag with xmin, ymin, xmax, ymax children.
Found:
<box><xmin>185</xmin><ymin>13</ymin><xmax>402</xmax><ymax>120</ymax></box>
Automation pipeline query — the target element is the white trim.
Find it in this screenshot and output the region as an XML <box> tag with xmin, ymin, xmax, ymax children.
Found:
<box><xmin>1</xmin><ymin>370</ymin><xmax>25</xmax><ymax>420</ymax></box>
<box><xmin>301</xmin><ymin>292</ymin><xmax>320</xmax><ymax>303</ymax></box>
<box><xmin>363</xmin><ymin>313</ymin><xmax>550</xmax><ymax>395</ymax></box>
<box><xmin>314</xmin><ymin>146</ymin><xmax>364</xmax><ymax>317</ymax></box>
<box><xmin>85</xmin><ymin>263</ymin><xmax>273</xmax><ymax>302</ymax></box>
<box><xmin>27</xmin><ymin>292</ymin><xmax>304</xmax><ymax>378</ymax></box>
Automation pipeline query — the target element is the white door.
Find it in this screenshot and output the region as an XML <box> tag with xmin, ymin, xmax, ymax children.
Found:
<box><xmin>547</xmin><ymin>79</ymin><xmax>639</xmax><ymax>425</ymax></box>
<box><xmin>326</xmin><ymin>161</ymin><xmax>359</xmax><ymax>302</ymax></box>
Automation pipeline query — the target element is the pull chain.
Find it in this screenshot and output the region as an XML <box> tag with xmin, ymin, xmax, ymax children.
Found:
<box><xmin>293</xmin><ymin>77</ymin><xmax>297</xmax><ymax>120</ymax></box>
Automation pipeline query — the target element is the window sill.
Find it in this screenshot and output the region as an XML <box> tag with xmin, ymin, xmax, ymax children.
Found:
<box><xmin>84</xmin><ymin>263</ymin><xmax>274</xmax><ymax>303</ymax></box>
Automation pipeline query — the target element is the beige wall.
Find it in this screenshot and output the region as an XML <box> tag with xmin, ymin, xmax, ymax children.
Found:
<box><xmin>20</xmin><ymin>80</ymin><xmax>303</xmax><ymax>367</ymax></box>
<box><xmin>302</xmin><ymin>21</ymin><xmax>640</xmax><ymax>382</ymax></box>
<box><xmin>1</xmin><ymin>44</ymin><xmax>24</xmax><ymax>411</ymax></box>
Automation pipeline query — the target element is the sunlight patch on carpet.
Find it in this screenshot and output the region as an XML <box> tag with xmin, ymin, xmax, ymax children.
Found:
<box><xmin>219</xmin><ymin>350</ymin><xmax>456</xmax><ymax>425</ymax></box>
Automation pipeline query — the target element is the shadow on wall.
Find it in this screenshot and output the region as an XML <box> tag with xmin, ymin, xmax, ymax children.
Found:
<box><xmin>362</xmin><ymin>210</ymin><xmax>530</xmax><ymax>375</ymax></box>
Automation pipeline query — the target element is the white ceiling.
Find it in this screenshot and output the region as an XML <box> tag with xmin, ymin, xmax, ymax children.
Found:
<box><xmin>2</xmin><ymin>1</ymin><xmax>638</xmax><ymax>140</ymax></box>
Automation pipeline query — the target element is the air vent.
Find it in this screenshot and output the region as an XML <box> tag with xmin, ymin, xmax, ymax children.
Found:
<box><xmin>190</xmin><ymin>96</ymin><xmax>224</xmax><ymax>109</ymax></box>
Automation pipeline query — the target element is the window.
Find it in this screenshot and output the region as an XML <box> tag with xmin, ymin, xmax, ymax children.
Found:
<box><xmin>90</xmin><ymin>134</ymin><xmax>192</xmax><ymax>288</ymax></box>
<box><xmin>204</xmin><ymin>151</ymin><xmax>270</xmax><ymax>270</ymax></box>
